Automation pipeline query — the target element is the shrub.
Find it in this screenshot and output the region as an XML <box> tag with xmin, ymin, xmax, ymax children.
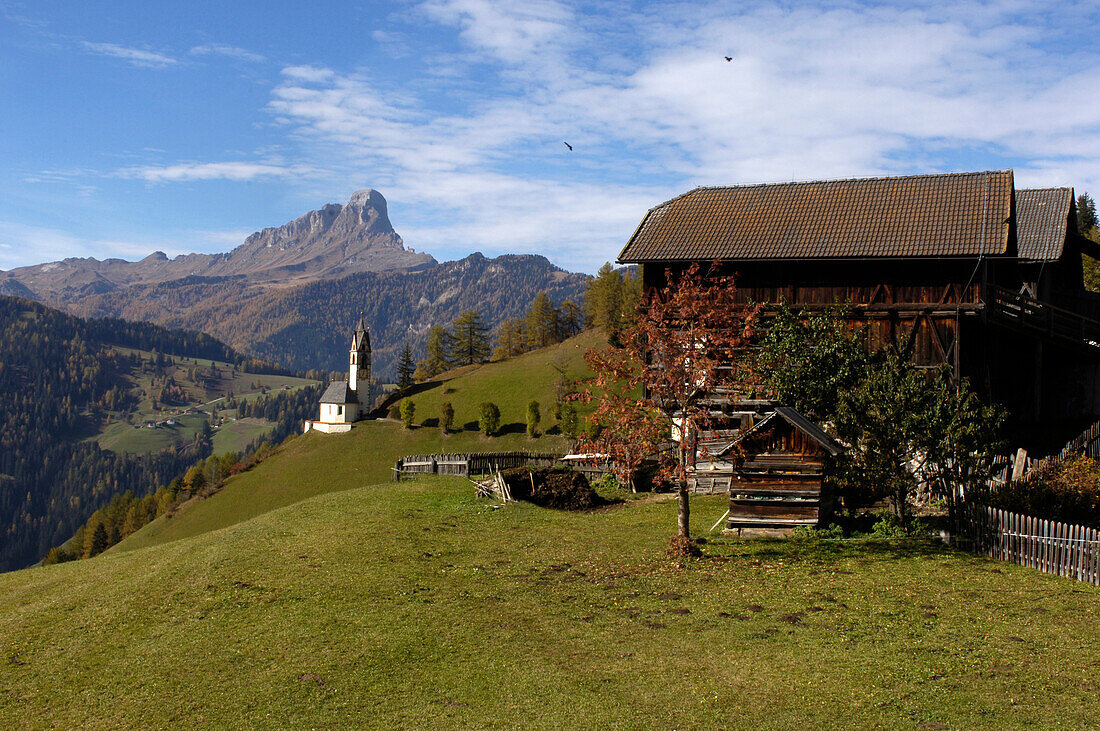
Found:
<box><xmin>870</xmin><ymin>511</ymin><xmax>918</xmax><ymax>538</ymax></box>
<box><xmin>479</xmin><ymin>401</ymin><xmax>501</xmax><ymax>436</ymax></box>
<box><xmin>399</xmin><ymin>398</ymin><xmax>416</xmax><ymax>429</ymax></box>
<box><xmin>559</xmin><ymin>402</ymin><xmax>580</xmax><ymax>439</ymax></box>
<box><xmin>439</xmin><ymin>401</ymin><xmax>454</xmax><ymax>433</ymax></box>
<box><xmin>993</xmin><ymin>454</ymin><xmax>1100</xmax><ymax>526</ymax></box>
<box><xmin>526</xmin><ymin>400</ymin><xmax>540</xmax><ymax>438</ymax></box>
<box><xmin>387</xmin><ymin>403</ymin><xmax>401</xmax><ymax>420</ymax></box>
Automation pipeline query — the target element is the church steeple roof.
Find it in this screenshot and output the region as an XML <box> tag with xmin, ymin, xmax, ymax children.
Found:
<box><xmin>351</xmin><ymin>318</ymin><xmax>370</xmax><ymax>351</ymax></box>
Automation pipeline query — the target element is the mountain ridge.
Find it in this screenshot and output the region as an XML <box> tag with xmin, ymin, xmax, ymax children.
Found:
<box><xmin>0</xmin><ymin>189</ymin><xmax>436</xmax><ymax>300</ymax></box>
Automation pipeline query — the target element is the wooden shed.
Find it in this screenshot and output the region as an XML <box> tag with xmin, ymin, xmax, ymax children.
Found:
<box><xmin>706</xmin><ymin>406</ymin><xmax>842</xmax><ymax>533</ymax></box>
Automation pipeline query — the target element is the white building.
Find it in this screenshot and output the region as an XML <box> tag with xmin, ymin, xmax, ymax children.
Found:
<box><xmin>305</xmin><ymin>319</ymin><xmax>372</xmax><ymax>434</ymax></box>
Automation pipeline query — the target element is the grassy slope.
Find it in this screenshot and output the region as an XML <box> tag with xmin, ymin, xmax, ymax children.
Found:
<box><xmin>398</xmin><ymin>328</ymin><xmax>602</xmax><ymax>433</ymax></box>
<box><xmin>109</xmin><ymin>332</ymin><xmax>595</xmax><ymax>554</ymax></box>
<box><xmin>1</xmin><ymin>479</ymin><xmax>1098</xmax><ymax>729</ymax></box>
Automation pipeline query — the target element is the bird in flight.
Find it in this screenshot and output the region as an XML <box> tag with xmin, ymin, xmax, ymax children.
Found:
<box><xmin>724</xmin><ymin>56</ymin><xmax>733</xmax><ymax>62</ymax></box>
<box><xmin>563</xmin><ymin>141</ymin><xmax>573</xmax><ymax>151</ymax></box>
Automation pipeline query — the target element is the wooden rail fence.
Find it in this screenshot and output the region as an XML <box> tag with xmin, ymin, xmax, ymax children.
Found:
<box><xmin>393</xmin><ymin>452</ymin><xmax>566</xmax><ymax>480</ymax></box>
<box><xmin>959</xmin><ymin>504</ymin><xmax>1100</xmax><ymax>586</ymax></box>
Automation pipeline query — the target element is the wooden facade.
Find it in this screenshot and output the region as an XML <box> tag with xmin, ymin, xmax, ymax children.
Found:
<box><xmin>691</xmin><ymin>406</ymin><xmax>841</xmax><ymax>532</ymax></box>
<box><xmin>620</xmin><ymin>171</ymin><xmax>1100</xmax><ymax>452</ymax></box>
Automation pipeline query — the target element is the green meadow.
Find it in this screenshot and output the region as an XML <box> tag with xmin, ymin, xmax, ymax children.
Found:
<box><xmin>2</xmin><ymin>332</ymin><xmax>1097</xmax><ymax>729</ymax></box>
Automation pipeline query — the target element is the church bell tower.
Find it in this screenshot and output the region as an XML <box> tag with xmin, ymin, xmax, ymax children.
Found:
<box><xmin>349</xmin><ymin>318</ymin><xmax>371</xmax><ymax>401</ymax></box>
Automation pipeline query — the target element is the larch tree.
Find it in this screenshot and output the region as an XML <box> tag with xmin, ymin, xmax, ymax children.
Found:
<box><xmin>450</xmin><ymin>310</ymin><xmax>491</xmax><ymax>365</ymax></box>
<box><xmin>415</xmin><ymin>325</ymin><xmax>452</xmax><ymax>379</ymax></box>
<box><xmin>525</xmin><ymin>291</ymin><xmax>559</xmax><ymax>349</ymax></box>
<box><xmin>578</xmin><ymin>263</ymin><xmax>759</xmax><ymax>543</ymax></box>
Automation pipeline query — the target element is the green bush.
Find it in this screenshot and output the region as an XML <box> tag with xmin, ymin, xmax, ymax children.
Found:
<box><xmin>870</xmin><ymin>511</ymin><xmax>918</xmax><ymax>539</ymax></box>
<box><xmin>559</xmin><ymin>402</ymin><xmax>579</xmax><ymax>439</ymax></box>
<box><xmin>479</xmin><ymin>401</ymin><xmax>501</xmax><ymax>437</ymax></box>
<box><xmin>439</xmin><ymin>402</ymin><xmax>454</xmax><ymax>433</ymax></box>
<box><xmin>399</xmin><ymin>398</ymin><xmax>416</xmax><ymax>429</ymax></box>
<box><xmin>387</xmin><ymin>403</ymin><xmax>401</xmax><ymax>420</ymax></box>
<box><xmin>526</xmin><ymin>400</ymin><xmax>540</xmax><ymax>438</ymax></box>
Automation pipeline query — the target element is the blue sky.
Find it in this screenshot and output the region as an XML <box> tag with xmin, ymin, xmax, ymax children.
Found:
<box><xmin>2</xmin><ymin>0</ymin><xmax>1100</xmax><ymax>274</ymax></box>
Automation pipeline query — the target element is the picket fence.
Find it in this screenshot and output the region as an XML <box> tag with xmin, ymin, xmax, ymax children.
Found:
<box><xmin>959</xmin><ymin>503</ymin><xmax>1100</xmax><ymax>586</ymax></box>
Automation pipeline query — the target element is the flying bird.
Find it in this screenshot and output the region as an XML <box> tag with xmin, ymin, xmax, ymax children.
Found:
<box><xmin>724</xmin><ymin>56</ymin><xmax>733</xmax><ymax>62</ymax></box>
<box><xmin>563</xmin><ymin>141</ymin><xmax>573</xmax><ymax>151</ymax></box>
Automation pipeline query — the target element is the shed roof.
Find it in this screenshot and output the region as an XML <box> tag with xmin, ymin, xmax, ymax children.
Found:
<box><xmin>1016</xmin><ymin>187</ymin><xmax>1074</xmax><ymax>261</ymax></box>
<box><xmin>718</xmin><ymin>406</ymin><xmax>841</xmax><ymax>457</ymax></box>
<box><xmin>618</xmin><ymin>170</ymin><xmax>1014</xmax><ymax>263</ymax></box>
<box><xmin>320</xmin><ymin>381</ymin><xmax>358</xmax><ymax>404</ymax></box>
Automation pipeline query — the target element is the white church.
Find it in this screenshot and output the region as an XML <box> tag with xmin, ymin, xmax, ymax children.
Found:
<box><xmin>304</xmin><ymin>319</ymin><xmax>372</xmax><ymax>434</ymax></box>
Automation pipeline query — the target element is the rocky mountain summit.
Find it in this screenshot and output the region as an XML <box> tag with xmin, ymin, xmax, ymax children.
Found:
<box><xmin>0</xmin><ymin>189</ymin><xmax>436</xmax><ymax>301</ymax></box>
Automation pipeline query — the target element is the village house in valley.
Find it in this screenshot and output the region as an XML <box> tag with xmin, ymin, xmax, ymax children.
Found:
<box><xmin>305</xmin><ymin>319</ymin><xmax>372</xmax><ymax>433</ymax></box>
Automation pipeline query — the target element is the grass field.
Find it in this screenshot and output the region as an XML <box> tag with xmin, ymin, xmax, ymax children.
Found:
<box><xmin>2</xmin><ymin>477</ymin><xmax>1098</xmax><ymax>729</ymax></box>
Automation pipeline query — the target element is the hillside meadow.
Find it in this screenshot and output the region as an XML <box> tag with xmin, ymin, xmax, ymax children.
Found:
<box><xmin>3</xmin><ymin>329</ymin><xmax>1098</xmax><ymax>728</ymax></box>
<box><xmin>2</xmin><ymin>477</ymin><xmax>1099</xmax><ymax>729</ymax></box>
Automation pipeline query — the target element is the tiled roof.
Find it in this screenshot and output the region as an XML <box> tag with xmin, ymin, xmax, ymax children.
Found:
<box><xmin>618</xmin><ymin>170</ymin><xmax>1014</xmax><ymax>262</ymax></box>
<box><xmin>1016</xmin><ymin>187</ymin><xmax>1074</xmax><ymax>261</ymax></box>
<box><xmin>320</xmin><ymin>381</ymin><xmax>358</xmax><ymax>404</ymax></box>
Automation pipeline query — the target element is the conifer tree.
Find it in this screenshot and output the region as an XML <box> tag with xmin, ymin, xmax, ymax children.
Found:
<box><xmin>526</xmin><ymin>400</ymin><xmax>540</xmax><ymax>438</ymax></box>
<box><xmin>416</xmin><ymin>325</ymin><xmax>453</xmax><ymax>379</ymax></box>
<box><xmin>450</xmin><ymin>311</ymin><xmax>491</xmax><ymax>365</ymax></box>
<box><xmin>440</xmin><ymin>401</ymin><xmax>454</xmax><ymax>433</ymax></box>
<box><xmin>491</xmin><ymin>319</ymin><xmax>527</xmax><ymax>361</ymax></box>
<box><xmin>525</xmin><ymin>292</ymin><xmax>558</xmax><ymax>349</ymax></box>
<box><xmin>89</xmin><ymin>522</ymin><xmax>108</xmax><ymax>557</ymax></box>
<box><xmin>584</xmin><ymin>263</ymin><xmax>624</xmax><ymax>331</ymax></box>
<box><xmin>396</xmin><ymin>343</ymin><xmax>415</xmax><ymax>390</ymax></box>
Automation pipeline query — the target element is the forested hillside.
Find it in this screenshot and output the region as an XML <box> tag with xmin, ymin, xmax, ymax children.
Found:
<box><xmin>62</xmin><ymin>253</ymin><xmax>591</xmax><ymax>376</ymax></box>
<box><xmin>0</xmin><ymin>297</ymin><xmax>297</xmax><ymax>571</ymax></box>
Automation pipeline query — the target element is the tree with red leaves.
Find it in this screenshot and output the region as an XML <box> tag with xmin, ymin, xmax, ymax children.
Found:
<box><xmin>577</xmin><ymin>263</ymin><xmax>760</xmax><ymax>541</ymax></box>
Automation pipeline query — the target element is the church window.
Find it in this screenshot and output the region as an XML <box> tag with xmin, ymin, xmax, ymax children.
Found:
<box><xmin>337</xmin><ymin>405</ymin><xmax>343</xmax><ymax>416</ymax></box>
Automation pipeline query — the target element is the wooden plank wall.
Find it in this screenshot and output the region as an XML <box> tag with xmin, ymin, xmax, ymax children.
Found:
<box><xmin>960</xmin><ymin>504</ymin><xmax>1100</xmax><ymax>587</ymax></box>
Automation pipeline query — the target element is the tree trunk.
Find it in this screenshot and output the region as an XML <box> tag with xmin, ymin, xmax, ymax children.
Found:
<box><xmin>678</xmin><ymin>443</ymin><xmax>690</xmax><ymax>537</ymax></box>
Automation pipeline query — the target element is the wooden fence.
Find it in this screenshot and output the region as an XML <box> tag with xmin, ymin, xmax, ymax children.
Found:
<box><xmin>988</xmin><ymin>417</ymin><xmax>1100</xmax><ymax>488</ymax></box>
<box><xmin>959</xmin><ymin>503</ymin><xmax>1100</xmax><ymax>586</ymax></box>
<box><xmin>393</xmin><ymin>452</ymin><xmax>565</xmax><ymax>480</ymax></box>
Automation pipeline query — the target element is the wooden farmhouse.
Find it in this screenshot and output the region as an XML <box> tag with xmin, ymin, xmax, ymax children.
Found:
<box><xmin>693</xmin><ymin>406</ymin><xmax>842</xmax><ymax>533</ymax></box>
<box><xmin>618</xmin><ymin>170</ymin><xmax>1100</xmax><ymax>451</ymax></box>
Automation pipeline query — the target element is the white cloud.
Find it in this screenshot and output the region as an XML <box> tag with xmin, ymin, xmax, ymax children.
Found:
<box><xmin>80</xmin><ymin>41</ymin><xmax>177</xmax><ymax>68</ymax></box>
<box><xmin>113</xmin><ymin>161</ymin><xmax>310</xmax><ymax>183</ymax></box>
<box><xmin>189</xmin><ymin>44</ymin><xmax>266</xmax><ymax>63</ymax></box>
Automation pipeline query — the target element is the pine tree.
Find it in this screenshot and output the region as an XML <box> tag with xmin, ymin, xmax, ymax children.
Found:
<box><xmin>1078</xmin><ymin>193</ymin><xmax>1097</xmax><ymax>235</ymax></box>
<box><xmin>450</xmin><ymin>311</ymin><xmax>491</xmax><ymax>366</ymax></box>
<box><xmin>396</xmin><ymin>343</ymin><xmax>415</xmax><ymax>390</ymax></box>
<box><xmin>89</xmin><ymin>522</ymin><xmax>108</xmax><ymax>557</ymax></box>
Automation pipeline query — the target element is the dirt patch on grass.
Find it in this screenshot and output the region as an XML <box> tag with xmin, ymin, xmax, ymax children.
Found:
<box><xmin>500</xmin><ymin>468</ymin><xmax>606</xmax><ymax>511</ymax></box>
